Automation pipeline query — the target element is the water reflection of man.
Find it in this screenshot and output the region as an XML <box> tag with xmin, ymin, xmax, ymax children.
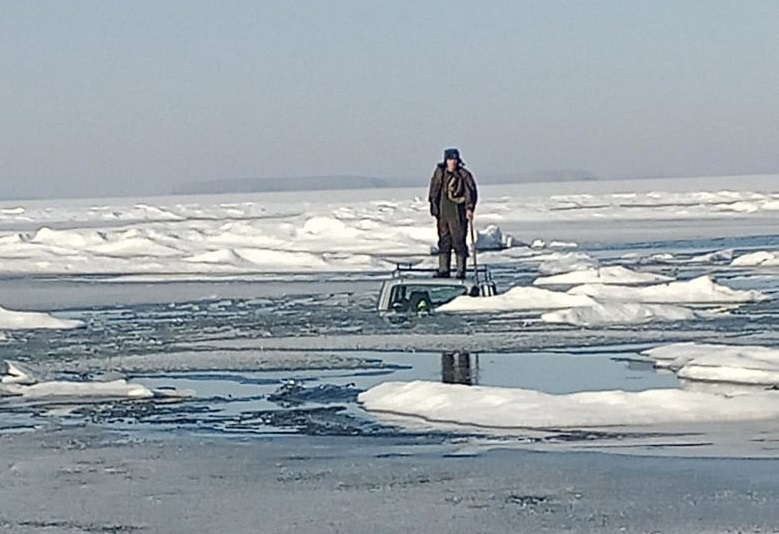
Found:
<box><xmin>441</xmin><ymin>351</ymin><xmax>478</xmax><ymax>385</ymax></box>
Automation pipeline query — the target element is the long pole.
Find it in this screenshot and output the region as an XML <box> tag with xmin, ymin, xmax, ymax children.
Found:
<box><xmin>469</xmin><ymin>219</ymin><xmax>480</xmax><ymax>287</ymax></box>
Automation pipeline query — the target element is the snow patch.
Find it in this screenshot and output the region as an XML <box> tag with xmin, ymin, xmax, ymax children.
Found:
<box><xmin>643</xmin><ymin>343</ymin><xmax>779</xmax><ymax>386</ymax></box>
<box><xmin>437</xmin><ymin>286</ymin><xmax>596</xmax><ymax>313</ymax></box>
<box><xmin>0</xmin><ymin>306</ymin><xmax>85</xmax><ymax>330</ymax></box>
<box><xmin>534</xmin><ymin>266</ymin><xmax>673</xmax><ymax>286</ymax></box>
<box><xmin>731</xmin><ymin>251</ymin><xmax>779</xmax><ymax>267</ymax></box>
<box><xmin>536</xmin><ymin>252</ymin><xmax>598</xmax><ymax>275</ymax></box>
<box><xmin>0</xmin><ymin>360</ymin><xmax>193</xmax><ymax>400</ymax></box>
<box><xmin>359</xmin><ymin>381</ymin><xmax>779</xmax><ymax>429</ymax></box>
<box><xmin>567</xmin><ymin>275</ymin><xmax>765</xmax><ymax>304</ymax></box>
<box><xmin>542</xmin><ymin>302</ymin><xmax>695</xmax><ymax>326</ymax></box>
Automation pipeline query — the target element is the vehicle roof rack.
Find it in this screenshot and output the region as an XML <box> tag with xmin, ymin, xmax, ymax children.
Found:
<box><xmin>391</xmin><ymin>262</ymin><xmax>494</xmax><ymax>283</ymax></box>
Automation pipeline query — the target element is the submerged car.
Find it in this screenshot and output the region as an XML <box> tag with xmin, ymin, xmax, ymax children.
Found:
<box><xmin>377</xmin><ymin>263</ymin><xmax>498</xmax><ymax>313</ymax></box>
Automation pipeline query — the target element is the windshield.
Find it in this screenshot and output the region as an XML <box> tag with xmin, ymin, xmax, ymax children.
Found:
<box><xmin>389</xmin><ymin>284</ymin><xmax>467</xmax><ymax>312</ymax></box>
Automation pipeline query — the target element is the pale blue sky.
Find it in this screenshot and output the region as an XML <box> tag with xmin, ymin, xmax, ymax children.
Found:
<box><xmin>1</xmin><ymin>1</ymin><xmax>777</xmax><ymax>199</ymax></box>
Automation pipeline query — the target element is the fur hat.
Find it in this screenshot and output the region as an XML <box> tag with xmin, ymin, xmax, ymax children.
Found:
<box><xmin>443</xmin><ymin>148</ymin><xmax>460</xmax><ymax>161</ymax></box>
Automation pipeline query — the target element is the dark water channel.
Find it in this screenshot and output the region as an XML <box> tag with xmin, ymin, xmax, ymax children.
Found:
<box><xmin>0</xmin><ymin>348</ymin><xmax>678</xmax><ymax>440</ymax></box>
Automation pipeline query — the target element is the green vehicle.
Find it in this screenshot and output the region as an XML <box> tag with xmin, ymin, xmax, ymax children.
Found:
<box><xmin>377</xmin><ymin>263</ymin><xmax>497</xmax><ymax>314</ymax></box>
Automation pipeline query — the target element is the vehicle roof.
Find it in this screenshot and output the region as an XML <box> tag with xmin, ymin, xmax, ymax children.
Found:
<box><xmin>386</xmin><ymin>263</ymin><xmax>494</xmax><ymax>283</ymax></box>
<box><xmin>380</xmin><ymin>277</ymin><xmax>476</xmax><ymax>288</ymax></box>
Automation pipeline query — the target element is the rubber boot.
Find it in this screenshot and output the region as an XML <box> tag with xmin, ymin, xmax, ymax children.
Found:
<box><xmin>434</xmin><ymin>253</ymin><xmax>451</xmax><ymax>278</ymax></box>
<box><xmin>455</xmin><ymin>255</ymin><xmax>467</xmax><ymax>280</ymax></box>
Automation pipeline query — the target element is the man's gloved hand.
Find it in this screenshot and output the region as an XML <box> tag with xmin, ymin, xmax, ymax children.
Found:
<box><xmin>430</xmin><ymin>203</ymin><xmax>439</xmax><ymax>217</ymax></box>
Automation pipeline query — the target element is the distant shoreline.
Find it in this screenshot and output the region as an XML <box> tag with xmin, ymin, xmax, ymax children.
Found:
<box><xmin>1</xmin><ymin>172</ymin><xmax>776</xmax><ymax>203</ymax></box>
<box><xmin>173</xmin><ymin>170</ymin><xmax>597</xmax><ymax>196</ymax></box>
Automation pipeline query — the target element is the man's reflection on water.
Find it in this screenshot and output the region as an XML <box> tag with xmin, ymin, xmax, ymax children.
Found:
<box><xmin>441</xmin><ymin>351</ymin><xmax>479</xmax><ymax>385</ymax></box>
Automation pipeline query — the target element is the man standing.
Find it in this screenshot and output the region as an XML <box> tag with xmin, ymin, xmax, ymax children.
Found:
<box><xmin>428</xmin><ymin>148</ymin><xmax>478</xmax><ymax>279</ymax></box>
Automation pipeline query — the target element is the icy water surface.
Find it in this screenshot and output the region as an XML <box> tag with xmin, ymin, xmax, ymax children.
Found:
<box><xmin>0</xmin><ymin>232</ymin><xmax>777</xmax><ymax>453</ymax></box>
<box><xmin>0</xmin><ymin>348</ymin><xmax>680</xmax><ymax>439</ymax></box>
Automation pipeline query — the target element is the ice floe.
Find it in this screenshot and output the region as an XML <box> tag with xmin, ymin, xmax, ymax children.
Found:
<box><xmin>430</xmin><ymin>224</ymin><xmax>518</xmax><ymax>254</ymax></box>
<box><xmin>0</xmin><ymin>360</ymin><xmax>193</xmax><ymax>400</ymax></box>
<box><xmin>439</xmin><ymin>275</ymin><xmax>760</xmax><ymax>318</ymax></box>
<box><xmin>0</xmin><ymin>306</ymin><xmax>85</xmax><ymax>330</ymax></box>
<box><xmin>360</xmin><ymin>340</ymin><xmax>779</xmax><ymax>432</ymax></box>
<box><xmin>643</xmin><ymin>342</ymin><xmax>779</xmax><ymax>386</ymax></box>
<box><xmin>567</xmin><ymin>275</ymin><xmax>765</xmax><ymax>304</ymax></box>
<box><xmin>0</xmin><ymin>175</ymin><xmax>776</xmax><ymax>277</ymax></box>
<box><xmin>534</xmin><ymin>266</ymin><xmax>673</xmax><ymax>286</ymax></box>
<box><xmin>358</xmin><ymin>380</ymin><xmax>779</xmax><ymax>429</ymax></box>
<box><xmin>473</xmin><ymin>224</ymin><xmax>516</xmax><ymax>250</ymax></box>
<box><xmin>690</xmin><ymin>249</ymin><xmax>735</xmax><ymax>263</ymax></box>
<box><xmin>541</xmin><ymin>302</ymin><xmax>695</xmax><ymax>327</ymax></box>
<box><xmin>731</xmin><ymin>251</ymin><xmax>779</xmax><ymax>267</ymax></box>
<box><xmin>437</xmin><ymin>286</ymin><xmax>597</xmax><ymax>313</ymax></box>
<box><xmin>534</xmin><ymin>252</ymin><xmax>599</xmax><ymax>275</ymax></box>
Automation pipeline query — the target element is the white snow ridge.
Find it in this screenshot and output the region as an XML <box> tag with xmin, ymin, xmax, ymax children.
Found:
<box><xmin>0</xmin><ymin>360</ymin><xmax>193</xmax><ymax>400</ymax></box>
<box><xmin>0</xmin><ymin>306</ymin><xmax>84</xmax><ymax>331</ymax></box>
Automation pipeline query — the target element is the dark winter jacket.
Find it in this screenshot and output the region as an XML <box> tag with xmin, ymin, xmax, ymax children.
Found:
<box><xmin>428</xmin><ymin>164</ymin><xmax>478</xmax><ymax>217</ymax></box>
